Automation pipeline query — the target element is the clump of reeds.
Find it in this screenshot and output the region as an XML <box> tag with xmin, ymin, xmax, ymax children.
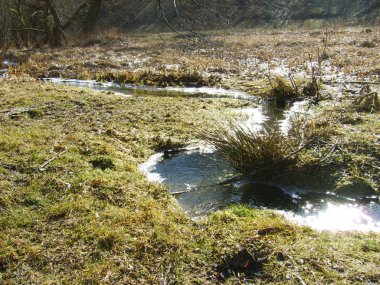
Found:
<box><xmin>267</xmin><ymin>77</ymin><xmax>300</xmax><ymax>101</ymax></box>
<box><xmin>355</xmin><ymin>93</ymin><xmax>380</xmax><ymax>113</ymax></box>
<box><xmin>94</xmin><ymin>69</ymin><xmax>220</xmax><ymax>87</ymax></box>
<box><xmin>265</xmin><ymin>75</ymin><xmax>323</xmax><ymax>104</ymax></box>
<box><xmin>205</xmin><ymin>122</ymin><xmax>297</xmax><ymax>176</ymax></box>
<box><xmin>353</xmin><ymin>86</ymin><xmax>380</xmax><ymax>113</ymax></box>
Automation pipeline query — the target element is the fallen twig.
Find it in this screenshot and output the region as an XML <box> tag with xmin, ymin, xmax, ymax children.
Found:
<box><xmin>353</xmin><ymin>92</ymin><xmax>378</xmax><ymax>104</ymax></box>
<box><xmin>296</xmin><ymin>275</ymin><xmax>307</xmax><ymax>285</ymax></box>
<box><xmin>322</xmin><ymin>80</ymin><xmax>380</xmax><ymax>85</ymax></box>
<box><xmin>39</xmin><ymin>149</ymin><xmax>68</xmax><ymax>172</ymax></box>
<box><xmin>171</xmin><ymin>188</ymin><xmax>197</xmax><ymax>196</ymax></box>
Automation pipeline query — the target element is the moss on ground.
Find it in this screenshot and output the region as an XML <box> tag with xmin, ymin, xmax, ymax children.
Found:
<box><xmin>291</xmin><ymin>97</ymin><xmax>380</xmax><ymax>194</ymax></box>
<box><xmin>0</xmin><ymin>78</ymin><xmax>379</xmax><ymax>284</ymax></box>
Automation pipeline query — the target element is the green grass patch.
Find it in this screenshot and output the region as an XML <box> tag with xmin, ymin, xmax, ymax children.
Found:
<box><xmin>0</xmin><ymin>78</ymin><xmax>379</xmax><ymax>284</ymax></box>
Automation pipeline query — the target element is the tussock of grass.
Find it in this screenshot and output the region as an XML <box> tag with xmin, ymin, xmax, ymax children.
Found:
<box><xmin>266</xmin><ymin>77</ymin><xmax>322</xmax><ymax>102</ymax></box>
<box><xmin>203</xmin><ymin>112</ymin><xmax>327</xmax><ymax>182</ymax></box>
<box><xmin>354</xmin><ymin>92</ymin><xmax>380</xmax><ymax>113</ymax></box>
<box><xmin>360</xmin><ymin>40</ymin><xmax>377</xmax><ymax>48</ymax></box>
<box><xmin>205</xmin><ymin>123</ymin><xmax>296</xmax><ymax>176</ymax></box>
<box><xmin>302</xmin><ymin>80</ymin><xmax>319</xmax><ymax>97</ymax></box>
<box><xmin>267</xmin><ymin>77</ymin><xmax>300</xmax><ymax>101</ymax></box>
<box><xmin>93</xmin><ymin>69</ymin><xmax>220</xmax><ymax>87</ymax></box>
<box><xmin>90</xmin><ymin>156</ymin><xmax>115</xmax><ymax>170</ymax></box>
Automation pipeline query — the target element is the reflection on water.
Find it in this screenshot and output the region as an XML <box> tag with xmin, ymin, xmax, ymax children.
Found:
<box><xmin>42</xmin><ymin>78</ymin><xmax>254</xmax><ymax>100</ymax></box>
<box><xmin>234</xmin><ymin>100</ymin><xmax>311</xmax><ymax>134</ymax></box>
<box><xmin>1</xmin><ymin>60</ymin><xmax>16</xmax><ymax>77</ymax></box>
<box><xmin>282</xmin><ymin>203</ymin><xmax>380</xmax><ymax>232</ymax></box>
<box><xmin>43</xmin><ymin>78</ymin><xmax>133</xmax><ymax>97</ymax></box>
<box><xmin>139</xmin><ymin>148</ymin><xmax>238</xmax><ymax>216</ymax></box>
<box><xmin>139</xmin><ymin>149</ymin><xmax>380</xmax><ymax>232</ymax></box>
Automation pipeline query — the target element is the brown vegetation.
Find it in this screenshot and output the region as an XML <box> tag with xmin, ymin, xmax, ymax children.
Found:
<box><xmin>205</xmin><ymin>123</ymin><xmax>296</xmax><ymax>175</ymax></box>
<box><xmin>8</xmin><ymin>27</ymin><xmax>378</xmax><ymax>100</ymax></box>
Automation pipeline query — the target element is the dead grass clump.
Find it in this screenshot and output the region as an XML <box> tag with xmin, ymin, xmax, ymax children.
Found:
<box><xmin>372</xmin><ymin>66</ymin><xmax>380</xmax><ymax>75</ymax></box>
<box><xmin>80</xmin><ymin>38</ymin><xmax>104</xmax><ymax>47</ymax></box>
<box><xmin>302</xmin><ymin>81</ymin><xmax>319</xmax><ymax>97</ymax></box>
<box><xmin>90</xmin><ymin>156</ymin><xmax>115</xmax><ymax>170</ymax></box>
<box><xmin>266</xmin><ymin>75</ymin><xmax>321</xmax><ymax>102</ymax></box>
<box><xmin>267</xmin><ymin>77</ymin><xmax>300</xmax><ymax>102</ymax></box>
<box><xmin>319</xmin><ymin>50</ymin><xmax>330</xmax><ymax>61</ymax></box>
<box><xmin>205</xmin><ymin>111</ymin><xmax>331</xmax><ymax>184</ymax></box>
<box><xmin>357</xmin><ymin>93</ymin><xmax>380</xmax><ymax>113</ymax></box>
<box><xmin>353</xmin><ymin>87</ymin><xmax>380</xmax><ymax>113</ymax></box>
<box><xmin>355</xmin><ymin>93</ymin><xmax>380</xmax><ymax>113</ymax></box>
<box><xmin>205</xmin><ymin>122</ymin><xmax>296</xmax><ymax>176</ymax></box>
<box><xmin>360</xmin><ymin>40</ymin><xmax>376</xmax><ymax>48</ymax></box>
<box><xmin>71</xmin><ymin>27</ymin><xmax>128</xmax><ymax>48</ymax></box>
<box><xmin>95</xmin><ymin>70</ymin><xmax>220</xmax><ymax>87</ymax></box>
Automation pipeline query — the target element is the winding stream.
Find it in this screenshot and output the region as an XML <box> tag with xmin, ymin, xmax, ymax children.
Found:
<box><xmin>45</xmin><ymin>78</ymin><xmax>380</xmax><ymax>232</ymax></box>
<box><xmin>43</xmin><ymin>78</ymin><xmax>252</xmax><ymax>99</ymax></box>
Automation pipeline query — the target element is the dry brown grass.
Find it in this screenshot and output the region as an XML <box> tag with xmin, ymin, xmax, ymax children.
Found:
<box><xmin>266</xmin><ymin>77</ymin><xmax>300</xmax><ymax>101</ymax></box>
<box><xmin>9</xmin><ymin>26</ymin><xmax>378</xmax><ymax>97</ymax></box>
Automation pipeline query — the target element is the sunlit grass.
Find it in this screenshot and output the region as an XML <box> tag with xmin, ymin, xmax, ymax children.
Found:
<box><xmin>205</xmin><ymin>122</ymin><xmax>295</xmax><ymax>175</ymax></box>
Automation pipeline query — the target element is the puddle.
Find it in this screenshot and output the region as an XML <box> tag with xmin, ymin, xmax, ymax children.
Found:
<box><xmin>1</xmin><ymin>60</ymin><xmax>16</xmax><ymax>77</ymax></box>
<box><xmin>281</xmin><ymin>202</ymin><xmax>380</xmax><ymax>232</ymax></box>
<box><xmin>43</xmin><ymin>78</ymin><xmax>133</xmax><ymax>97</ymax></box>
<box><xmin>233</xmin><ymin>101</ymin><xmax>309</xmax><ymax>134</ymax></box>
<box><xmin>138</xmin><ymin>147</ymin><xmax>238</xmax><ymax>217</ymax></box>
<box><xmin>140</xmin><ymin>149</ymin><xmax>380</xmax><ymax>232</ymax></box>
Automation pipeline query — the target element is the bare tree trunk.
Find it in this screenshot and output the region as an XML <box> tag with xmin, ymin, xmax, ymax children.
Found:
<box><xmin>0</xmin><ymin>3</ymin><xmax>11</xmax><ymax>68</ymax></box>
<box><xmin>45</xmin><ymin>0</ymin><xmax>67</xmax><ymax>47</ymax></box>
<box><xmin>11</xmin><ymin>0</ymin><xmax>31</xmax><ymax>47</ymax></box>
<box><xmin>83</xmin><ymin>0</ymin><xmax>102</xmax><ymax>33</ymax></box>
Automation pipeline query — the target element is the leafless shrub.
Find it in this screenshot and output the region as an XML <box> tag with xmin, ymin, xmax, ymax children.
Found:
<box><xmin>0</xmin><ymin>1</ymin><xmax>10</xmax><ymax>62</ymax></box>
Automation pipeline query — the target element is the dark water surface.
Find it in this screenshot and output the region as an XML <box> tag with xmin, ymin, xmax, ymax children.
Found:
<box><xmin>139</xmin><ymin>148</ymin><xmax>380</xmax><ymax>232</ymax></box>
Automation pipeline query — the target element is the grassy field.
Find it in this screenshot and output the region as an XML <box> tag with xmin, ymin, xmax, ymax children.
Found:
<box><xmin>1</xmin><ymin>27</ymin><xmax>380</xmax><ymax>284</ymax></box>
<box><xmin>0</xmin><ymin>77</ymin><xmax>379</xmax><ymax>284</ymax></box>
